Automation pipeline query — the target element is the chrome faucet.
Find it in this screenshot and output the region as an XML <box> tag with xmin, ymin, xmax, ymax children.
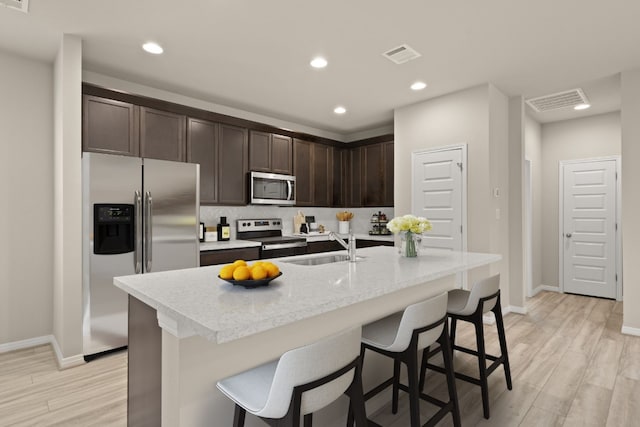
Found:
<box><xmin>329</xmin><ymin>231</ymin><xmax>357</xmax><ymax>262</ymax></box>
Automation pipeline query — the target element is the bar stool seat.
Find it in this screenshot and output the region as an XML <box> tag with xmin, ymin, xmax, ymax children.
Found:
<box><xmin>421</xmin><ymin>274</ymin><xmax>512</xmax><ymax>420</ymax></box>
<box><xmin>351</xmin><ymin>292</ymin><xmax>461</xmax><ymax>427</ymax></box>
<box><xmin>217</xmin><ymin>326</ymin><xmax>367</xmax><ymax>427</ymax></box>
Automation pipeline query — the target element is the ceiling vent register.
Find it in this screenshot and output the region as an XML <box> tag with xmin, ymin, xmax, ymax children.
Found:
<box><xmin>382</xmin><ymin>44</ymin><xmax>421</xmax><ymax>65</ymax></box>
<box><xmin>0</xmin><ymin>0</ymin><xmax>28</xmax><ymax>12</ymax></box>
<box><xmin>526</xmin><ymin>88</ymin><xmax>589</xmax><ymax>113</ymax></box>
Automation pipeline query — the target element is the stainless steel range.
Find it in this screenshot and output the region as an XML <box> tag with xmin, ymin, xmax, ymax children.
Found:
<box><xmin>236</xmin><ymin>218</ymin><xmax>307</xmax><ymax>258</ymax></box>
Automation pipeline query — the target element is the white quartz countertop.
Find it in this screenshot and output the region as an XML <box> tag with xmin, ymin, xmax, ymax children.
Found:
<box><xmin>199</xmin><ymin>240</ymin><xmax>261</xmax><ymax>251</ymax></box>
<box><xmin>114</xmin><ymin>247</ymin><xmax>500</xmax><ymax>344</ymax></box>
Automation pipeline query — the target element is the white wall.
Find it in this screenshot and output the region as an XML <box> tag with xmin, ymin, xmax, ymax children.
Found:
<box><xmin>540</xmin><ymin>112</ymin><xmax>621</xmax><ymax>288</ymax></box>
<box><xmin>394</xmin><ymin>84</ymin><xmax>513</xmax><ymax>296</ymax></box>
<box><xmin>525</xmin><ymin>115</ymin><xmax>542</xmax><ymax>293</ymax></box>
<box><xmin>621</xmin><ymin>70</ymin><xmax>640</xmax><ymax>332</ymax></box>
<box><xmin>0</xmin><ymin>50</ymin><xmax>54</xmax><ymax>345</ymax></box>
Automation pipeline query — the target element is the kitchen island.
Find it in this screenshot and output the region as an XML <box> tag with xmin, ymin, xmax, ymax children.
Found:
<box><xmin>115</xmin><ymin>246</ymin><xmax>501</xmax><ymax>427</ymax></box>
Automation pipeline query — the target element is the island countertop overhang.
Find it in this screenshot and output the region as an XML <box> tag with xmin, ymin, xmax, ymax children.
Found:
<box><xmin>114</xmin><ymin>246</ymin><xmax>501</xmax><ymax>344</ymax></box>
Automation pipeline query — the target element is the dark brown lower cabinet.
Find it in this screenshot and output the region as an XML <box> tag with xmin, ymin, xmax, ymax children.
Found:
<box><xmin>306</xmin><ymin>240</ymin><xmax>345</xmax><ymax>254</ymax></box>
<box><xmin>200</xmin><ymin>247</ymin><xmax>260</xmax><ymax>266</ymax></box>
<box><xmin>356</xmin><ymin>239</ymin><xmax>394</xmax><ymax>249</ymax></box>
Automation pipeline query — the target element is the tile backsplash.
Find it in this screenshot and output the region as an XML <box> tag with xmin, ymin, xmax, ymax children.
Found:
<box><xmin>200</xmin><ymin>206</ymin><xmax>395</xmax><ymax>238</ymax></box>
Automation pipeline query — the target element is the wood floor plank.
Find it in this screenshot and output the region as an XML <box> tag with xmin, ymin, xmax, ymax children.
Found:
<box><xmin>583</xmin><ymin>337</ymin><xmax>624</xmax><ymax>390</ymax></box>
<box><xmin>606</xmin><ymin>376</ymin><xmax>640</xmax><ymax>427</ymax></box>
<box><xmin>618</xmin><ymin>335</ymin><xmax>640</xmax><ymax>381</ymax></box>
<box><xmin>563</xmin><ymin>383</ymin><xmax>612</xmax><ymax>427</ymax></box>
<box><xmin>520</xmin><ymin>406</ymin><xmax>565</xmax><ymax>427</ymax></box>
<box><xmin>531</xmin><ymin>349</ymin><xmax>589</xmax><ymax>416</ymax></box>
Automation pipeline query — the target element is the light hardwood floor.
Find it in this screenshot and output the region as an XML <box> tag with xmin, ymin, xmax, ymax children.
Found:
<box><xmin>1</xmin><ymin>291</ymin><xmax>639</xmax><ymax>426</ymax></box>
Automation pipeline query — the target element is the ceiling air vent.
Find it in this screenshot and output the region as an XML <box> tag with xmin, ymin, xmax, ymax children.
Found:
<box><xmin>0</xmin><ymin>0</ymin><xmax>28</xmax><ymax>12</ymax></box>
<box><xmin>383</xmin><ymin>44</ymin><xmax>421</xmax><ymax>65</ymax></box>
<box><xmin>526</xmin><ymin>88</ymin><xmax>589</xmax><ymax>113</ymax></box>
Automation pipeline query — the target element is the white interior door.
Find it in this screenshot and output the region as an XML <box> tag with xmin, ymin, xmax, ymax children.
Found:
<box><xmin>411</xmin><ymin>146</ymin><xmax>465</xmax><ymax>252</ymax></box>
<box><xmin>561</xmin><ymin>159</ymin><xmax>617</xmax><ymax>299</ymax></box>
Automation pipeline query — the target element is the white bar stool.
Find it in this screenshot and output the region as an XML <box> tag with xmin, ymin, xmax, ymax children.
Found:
<box><xmin>421</xmin><ymin>274</ymin><xmax>512</xmax><ymax>419</ymax></box>
<box><xmin>217</xmin><ymin>326</ymin><xmax>368</xmax><ymax>427</ymax></box>
<box><xmin>350</xmin><ymin>292</ymin><xmax>461</xmax><ymax>427</ymax></box>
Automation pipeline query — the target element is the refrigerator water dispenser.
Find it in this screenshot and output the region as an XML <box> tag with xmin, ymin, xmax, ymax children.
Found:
<box><xmin>93</xmin><ymin>204</ymin><xmax>134</xmax><ymax>255</ymax></box>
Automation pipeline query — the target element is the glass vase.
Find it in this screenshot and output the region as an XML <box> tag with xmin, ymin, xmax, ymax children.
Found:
<box><xmin>399</xmin><ymin>231</ymin><xmax>421</xmax><ymax>257</ymax></box>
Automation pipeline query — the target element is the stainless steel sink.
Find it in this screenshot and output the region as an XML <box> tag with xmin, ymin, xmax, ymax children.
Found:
<box><xmin>282</xmin><ymin>254</ymin><xmax>363</xmax><ymax>266</ymax></box>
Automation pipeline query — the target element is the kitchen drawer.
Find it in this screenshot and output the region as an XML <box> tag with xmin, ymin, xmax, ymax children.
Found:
<box><xmin>200</xmin><ymin>247</ymin><xmax>260</xmax><ymax>266</ymax></box>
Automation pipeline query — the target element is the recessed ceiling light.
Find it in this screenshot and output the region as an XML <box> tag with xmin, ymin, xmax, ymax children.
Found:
<box><xmin>142</xmin><ymin>42</ymin><xmax>164</xmax><ymax>55</ymax></box>
<box><xmin>310</xmin><ymin>57</ymin><xmax>328</xmax><ymax>69</ymax></box>
<box><xmin>334</xmin><ymin>106</ymin><xmax>346</xmax><ymax>115</ymax></box>
<box><xmin>410</xmin><ymin>81</ymin><xmax>427</xmax><ymax>91</ymax></box>
<box><xmin>574</xmin><ymin>103</ymin><xmax>591</xmax><ymax>110</ymax></box>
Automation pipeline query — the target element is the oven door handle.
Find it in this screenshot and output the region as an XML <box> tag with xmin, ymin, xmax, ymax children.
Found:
<box><xmin>262</xmin><ymin>241</ymin><xmax>308</xmax><ymax>251</ymax></box>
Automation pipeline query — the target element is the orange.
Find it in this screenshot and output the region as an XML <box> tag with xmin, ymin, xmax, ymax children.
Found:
<box><xmin>232</xmin><ymin>266</ymin><xmax>251</xmax><ymax>281</ymax></box>
<box><xmin>250</xmin><ymin>265</ymin><xmax>268</xmax><ymax>280</ymax></box>
<box><xmin>264</xmin><ymin>263</ymin><xmax>280</xmax><ymax>278</ymax></box>
<box><xmin>219</xmin><ymin>265</ymin><xmax>236</xmax><ymax>280</ymax></box>
<box><xmin>232</xmin><ymin>259</ymin><xmax>247</xmax><ymax>267</ymax></box>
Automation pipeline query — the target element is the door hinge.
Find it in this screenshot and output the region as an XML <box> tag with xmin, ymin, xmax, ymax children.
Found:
<box><xmin>460</xmin><ymin>225</ymin><xmax>463</xmax><ymax>234</ymax></box>
<box><xmin>616</xmin><ymin>273</ymin><xmax>618</xmax><ymax>282</ymax></box>
<box><xmin>616</xmin><ymin>223</ymin><xmax>618</xmax><ymax>231</ymax></box>
<box><xmin>457</xmin><ymin>162</ymin><xmax>463</xmax><ymax>171</ymax></box>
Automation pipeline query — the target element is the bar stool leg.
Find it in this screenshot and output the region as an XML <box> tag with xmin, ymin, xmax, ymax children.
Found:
<box><xmin>303</xmin><ymin>413</ymin><xmax>312</xmax><ymax>427</ymax></box>
<box><xmin>406</xmin><ymin>349</ymin><xmax>422</xmax><ymax>427</ymax></box>
<box><xmin>474</xmin><ymin>318</ymin><xmax>490</xmax><ymax>419</ymax></box>
<box><xmin>418</xmin><ymin>346</ymin><xmax>430</xmax><ymax>391</ymax></box>
<box><xmin>449</xmin><ymin>317</ymin><xmax>458</xmax><ymax>351</ymax></box>
<box><xmin>345</xmin><ymin>358</ymin><xmax>369</xmax><ymax>427</ymax></box>
<box><xmin>493</xmin><ymin>303</ymin><xmax>513</xmax><ymax>390</ymax></box>
<box><xmin>439</xmin><ymin>327</ymin><xmax>461</xmax><ymax>427</ymax></box>
<box><xmin>233</xmin><ymin>404</ymin><xmax>246</xmax><ymax>427</ymax></box>
<box><xmin>392</xmin><ymin>359</ymin><xmax>401</xmax><ymax>414</ymax></box>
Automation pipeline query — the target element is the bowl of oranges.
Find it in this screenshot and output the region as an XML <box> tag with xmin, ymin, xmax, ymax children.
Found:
<box><xmin>218</xmin><ymin>260</ymin><xmax>282</xmax><ymax>289</ymax></box>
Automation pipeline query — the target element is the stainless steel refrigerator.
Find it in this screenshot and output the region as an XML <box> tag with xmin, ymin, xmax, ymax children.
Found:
<box><xmin>82</xmin><ymin>152</ymin><xmax>200</xmax><ymax>359</ymax></box>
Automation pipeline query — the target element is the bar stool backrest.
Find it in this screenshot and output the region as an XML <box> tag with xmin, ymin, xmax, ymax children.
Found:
<box><xmin>464</xmin><ymin>274</ymin><xmax>500</xmax><ymax>315</ymax></box>
<box><xmin>387</xmin><ymin>292</ymin><xmax>448</xmax><ymax>353</ymax></box>
<box><xmin>257</xmin><ymin>326</ymin><xmax>361</xmax><ymax>419</ymax></box>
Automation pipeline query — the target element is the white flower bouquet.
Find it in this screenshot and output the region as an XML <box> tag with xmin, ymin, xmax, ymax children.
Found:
<box><xmin>386</xmin><ymin>215</ymin><xmax>432</xmax><ymax>257</ymax></box>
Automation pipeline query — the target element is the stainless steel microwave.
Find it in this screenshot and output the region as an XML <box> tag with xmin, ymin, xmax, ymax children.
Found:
<box><xmin>250</xmin><ymin>171</ymin><xmax>296</xmax><ymax>205</ymax></box>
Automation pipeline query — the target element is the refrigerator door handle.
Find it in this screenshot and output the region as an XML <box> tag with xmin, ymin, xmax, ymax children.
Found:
<box><xmin>145</xmin><ymin>191</ymin><xmax>153</xmax><ymax>272</ymax></box>
<box><xmin>134</xmin><ymin>191</ymin><xmax>143</xmax><ymax>274</ymax></box>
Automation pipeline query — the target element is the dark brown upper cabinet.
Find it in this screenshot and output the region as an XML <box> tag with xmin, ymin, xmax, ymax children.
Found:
<box><xmin>312</xmin><ymin>143</ymin><xmax>333</xmax><ymax>207</ymax></box>
<box><xmin>348</xmin><ymin>147</ymin><xmax>363</xmax><ymax>207</ymax></box>
<box><xmin>140</xmin><ymin>107</ymin><xmax>186</xmax><ymax>162</ymax></box>
<box><xmin>345</xmin><ymin>141</ymin><xmax>393</xmax><ymax>208</ymax></box>
<box><xmin>218</xmin><ymin>124</ymin><xmax>249</xmax><ymax>205</ymax></box>
<box><xmin>293</xmin><ymin>139</ymin><xmax>333</xmax><ymax>207</ymax></box>
<box><xmin>362</xmin><ymin>143</ymin><xmax>385</xmax><ymax>206</ymax></box>
<box><xmin>383</xmin><ymin>141</ymin><xmax>394</xmax><ymax>206</ymax></box>
<box><xmin>83</xmin><ymin>95</ymin><xmax>139</xmax><ymax>157</ymax></box>
<box><xmin>293</xmin><ymin>139</ymin><xmax>313</xmax><ymax>206</ymax></box>
<box><xmin>187</xmin><ymin>118</ymin><xmax>218</xmax><ymax>204</ymax></box>
<box><xmin>249</xmin><ymin>131</ymin><xmax>293</xmax><ymax>175</ymax></box>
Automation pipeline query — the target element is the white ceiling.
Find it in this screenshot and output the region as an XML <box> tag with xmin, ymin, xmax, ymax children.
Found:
<box><xmin>0</xmin><ymin>0</ymin><xmax>635</xmax><ymax>138</ymax></box>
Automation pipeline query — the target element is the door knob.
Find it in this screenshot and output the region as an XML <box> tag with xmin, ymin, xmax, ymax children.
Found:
<box><xmin>565</xmin><ymin>233</ymin><xmax>572</xmax><ymax>238</ymax></box>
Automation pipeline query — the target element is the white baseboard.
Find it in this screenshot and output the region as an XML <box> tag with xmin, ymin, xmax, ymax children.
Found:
<box><xmin>50</xmin><ymin>336</ymin><xmax>85</xmax><ymax>370</ymax></box>
<box><xmin>0</xmin><ymin>335</ymin><xmax>52</xmax><ymax>353</ymax></box>
<box><xmin>532</xmin><ymin>285</ymin><xmax>560</xmax><ymax>296</ymax></box>
<box><xmin>0</xmin><ymin>335</ymin><xmax>85</xmax><ymax>370</ymax></box>
<box><xmin>505</xmin><ymin>305</ymin><xmax>527</xmax><ymax>315</ymax></box>
<box><xmin>621</xmin><ymin>325</ymin><xmax>640</xmax><ymax>337</ymax></box>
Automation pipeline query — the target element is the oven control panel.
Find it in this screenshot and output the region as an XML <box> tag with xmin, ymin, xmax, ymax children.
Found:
<box><xmin>237</xmin><ymin>218</ymin><xmax>283</xmax><ymax>233</ymax></box>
